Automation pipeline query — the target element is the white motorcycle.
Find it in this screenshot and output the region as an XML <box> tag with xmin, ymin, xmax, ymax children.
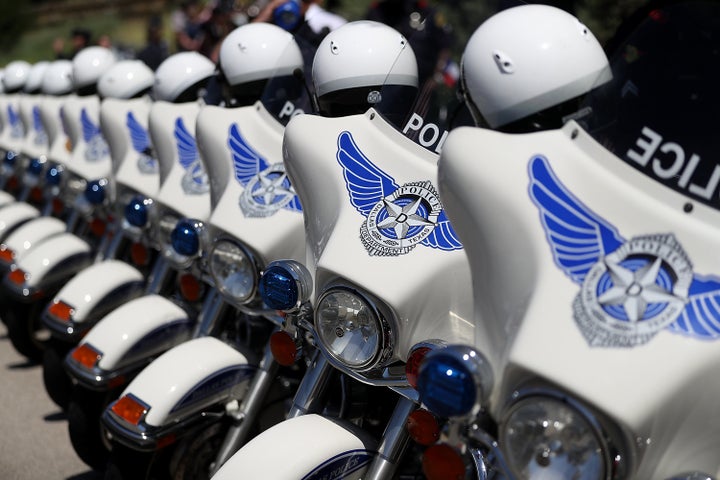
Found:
<box><xmin>99</xmin><ymin>24</ymin><xmax>314</xmax><ymax>479</ymax></box>
<box><xmin>414</xmin><ymin>1</ymin><xmax>720</xmax><ymax>479</ymax></box>
<box><xmin>212</xmin><ymin>20</ymin><xmax>475</xmax><ymax>480</ymax></box>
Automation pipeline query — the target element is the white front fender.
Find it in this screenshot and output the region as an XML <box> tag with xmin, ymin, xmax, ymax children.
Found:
<box><xmin>14</xmin><ymin>232</ymin><xmax>91</xmax><ymax>288</ymax></box>
<box><xmin>52</xmin><ymin>259</ymin><xmax>144</xmax><ymax>323</ymax></box>
<box><xmin>0</xmin><ymin>190</ymin><xmax>14</xmax><ymax>207</ymax></box>
<box><xmin>120</xmin><ymin>337</ymin><xmax>253</xmax><ymax>427</ymax></box>
<box><xmin>0</xmin><ymin>202</ymin><xmax>39</xmax><ymax>240</ymax></box>
<box><xmin>66</xmin><ymin>294</ymin><xmax>193</xmax><ymax>389</ymax></box>
<box><xmin>1</xmin><ymin>216</ymin><xmax>66</xmax><ymax>262</ymax></box>
<box><xmin>211</xmin><ymin>415</ymin><xmax>376</xmax><ymax>480</ymax></box>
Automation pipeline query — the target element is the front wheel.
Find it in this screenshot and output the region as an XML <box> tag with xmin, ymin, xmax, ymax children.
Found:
<box><xmin>104</xmin><ymin>443</ymin><xmax>171</xmax><ymax>480</ymax></box>
<box><xmin>42</xmin><ymin>338</ymin><xmax>74</xmax><ymax>410</ymax></box>
<box><xmin>2</xmin><ymin>298</ymin><xmax>47</xmax><ymax>363</ymax></box>
<box><xmin>68</xmin><ymin>386</ymin><xmax>119</xmax><ymax>471</ymax></box>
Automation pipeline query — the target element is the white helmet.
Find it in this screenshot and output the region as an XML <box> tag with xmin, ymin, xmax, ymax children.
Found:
<box><xmin>0</xmin><ymin>69</ymin><xmax>4</xmax><ymax>94</ymax></box>
<box><xmin>23</xmin><ymin>61</ymin><xmax>51</xmax><ymax>93</ymax></box>
<box><xmin>3</xmin><ymin>60</ymin><xmax>32</xmax><ymax>93</ymax></box>
<box><xmin>72</xmin><ymin>46</ymin><xmax>117</xmax><ymax>91</ymax></box>
<box><xmin>41</xmin><ymin>60</ymin><xmax>74</xmax><ymax>95</ymax></box>
<box><xmin>312</xmin><ymin>21</ymin><xmax>418</xmax><ymax>116</ymax></box>
<box><xmin>461</xmin><ymin>4</ymin><xmax>611</xmax><ymax>129</ymax></box>
<box><xmin>219</xmin><ymin>23</ymin><xmax>303</xmax><ymax>87</ymax></box>
<box><xmin>153</xmin><ymin>51</ymin><xmax>216</xmax><ymax>102</ymax></box>
<box><xmin>98</xmin><ymin>60</ymin><xmax>154</xmax><ymax>99</ymax></box>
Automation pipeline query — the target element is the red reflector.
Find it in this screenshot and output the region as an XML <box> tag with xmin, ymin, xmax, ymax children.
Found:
<box><xmin>8</xmin><ymin>268</ymin><xmax>27</xmax><ymax>286</ymax></box>
<box><xmin>6</xmin><ymin>176</ymin><xmax>19</xmax><ymax>192</ymax></box>
<box><xmin>156</xmin><ymin>433</ymin><xmax>177</xmax><ymax>449</ymax></box>
<box><xmin>407</xmin><ymin>409</ymin><xmax>440</xmax><ymax>446</ymax></box>
<box><xmin>71</xmin><ymin>343</ymin><xmax>102</xmax><ymax>369</ymax></box>
<box><xmin>0</xmin><ymin>246</ymin><xmax>15</xmax><ymax>264</ymax></box>
<box><xmin>270</xmin><ymin>331</ymin><xmax>300</xmax><ymax>366</ymax></box>
<box><xmin>179</xmin><ymin>273</ymin><xmax>202</xmax><ymax>302</ymax></box>
<box><xmin>111</xmin><ymin>395</ymin><xmax>148</xmax><ymax>426</ymax></box>
<box><xmin>29</xmin><ymin>186</ymin><xmax>43</xmax><ymax>204</ymax></box>
<box><xmin>89</xmin><ymin>218</ymin><xmax>106</xmax><ymax>237</ymax></box>
<box><xmin>52</xmin><ymin>198</ymin><xmax>64</xmax><ymax>215</ymax></box>
<box><xmin>406</xmin><ymin>346</ymin><xmax>432</xmax><ymax>389</ymax></box>
<box><xmin>130</xmin><ymin>242</ymin><xmax>149</xmax><ymax>267</ymax></box>
<box><xmin>422</xmin><ymin>444</ymin><xmax>466</xmax><ymax>480</ymax></box>
<box><xmin>107</xmin><ymin>374</ymin><xmax>127</xmax><ymax>390</ymax></box>
<box><xmin>48</xmin><ymin>300</ymin><xmax>74</xmax><ymax>322</ymax></box>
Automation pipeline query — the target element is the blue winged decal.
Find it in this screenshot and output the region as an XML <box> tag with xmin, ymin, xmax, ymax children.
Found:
<box><xmin>81</xmin><ymin>108</ymin><xmax>101</xmax><ymax>142</ymax></box>
<box><xmin>127</xmin><ymin>112</ymin><xmax>150</xmax><ymax>154</ymax></box>
<box><xmin>529</xmin><ymin>155</ymin><xmax>624</xmax><ymax>284</ymax></box>
<box><xmin>336</xmin><ymin>130</ymin><xmax>398</xmax><ymax>217</ymax></box>
<box><xmin>669</xmin><ymin>276</ymin><xmax>720</xmax><ymax>339</ymax></box>
<box><xmin>175</xmin><ymin>117</ymin><xmax>198</xmax><ymax>170</ymax></box>
<box><xmin>32</xmin><ymin>106</ymin><xmax>43</xmax><ymax>133</ymax></box>
<box><xmin>229</xmin><ymin>123</ymin><xmax>269</xmax><ymax>185</ymax></box>
<box><xmin>420</xmin><ymin>209</ymin><xmax>463</xmax><ymax>251</ymax></box>
<box><xmin>7</xmin><ymin>105</ymin><xmax>19</xmax><ymax>126</ymax></box>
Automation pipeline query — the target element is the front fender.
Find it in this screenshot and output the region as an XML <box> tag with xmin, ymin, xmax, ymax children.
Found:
<box><xmin>1</xmin><ymin>216</ymin><xmax>66</xmax><ymax>264</ymax></box>
<box><xmin>8</xmin><ymin>232</ymin><xmax>91</xmax><ymax>294</ymax></box>
<box><xmin>212</xmin><ymin>415</ymin><xmax>377</xmax><ymax>480</ymax></box>
<box><xmin>0</xmin><ymin>202</ymin><xmax>39</xmax><ymax>241</ymax></box>
<box><xmin>103</xmin><ymin>337</ymin><xmax>255</xmax><ymax>450</ymax></box>
<box><xmin>65</xmin><ymin>294</ymin><xmax>193</xmax><ymax>391</ymax></box>
<box><xmin>0</xmin><ymin>190</ymin><xmax>14</xmax><ymax>207</ymax></box>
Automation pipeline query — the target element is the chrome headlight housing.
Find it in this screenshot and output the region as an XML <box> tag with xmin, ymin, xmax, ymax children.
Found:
<box><xmin>499</xmin><ymin>393</ymin><xmax>613</xmax><ymax>480</ymax></box>
<box><xmin>315</xmin><ymin>287</ymin><xmax>392</xmax><ymax>371</ymax></box>
<box><xmin>209</xmin><ymin>239</ymin><xmax>258</xmax><ymax>304</ymax></box>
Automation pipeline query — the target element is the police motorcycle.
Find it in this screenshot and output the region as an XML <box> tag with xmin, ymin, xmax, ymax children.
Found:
<box><xmin>98</xmin><ymin>23</ymin><xmax>314</xmax><ymax>479</ymax></box>
<box><xmin>0</xmin><ymin>60</ymin><xmax>74</xmax><ymax>272</ymax></box>
<box><xmin>0</xmin><ymin>60</ymin><xmax>30</xmax><ymax>195</ymax></box>
<box><xmin>33</xmin><ymin>52</ymin><xmax>222</xmax><ymax>416</ymax></box>
<box><xmin>416</xmin><ymin>1</ymin><xmax>720</xmax><ymax>479</ymax></box>
<box><xmin>0</xmin><ymin>47</ymin><xmax>120</xmax><ymax>364</ymax></box>
<box><xmin>211</xmin><ymin>19</ymin><xmax>477</xmax><ymax>480</ymax></box>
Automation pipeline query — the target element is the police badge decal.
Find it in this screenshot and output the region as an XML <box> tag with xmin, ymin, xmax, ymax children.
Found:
<box><xmin>529</xmin><ymin>155</ymin><xmax>720</xmax><ymax>347</ymax></box>
<box><xmin>336</xmin><ymin>130</ymin><xmax>462</xmax><ymax>257</ymax></box>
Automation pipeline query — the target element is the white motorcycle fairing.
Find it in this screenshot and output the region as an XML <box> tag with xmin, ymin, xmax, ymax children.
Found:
<box><xmin>438</xmin><ymin>121</ymin><xmax>720</xmax><ymax>478</ymax></box>
<box><xmin>0</xmin><ymin>93</ymin><xmax>27</xmax><ymax>153</ymax></box>
<box><xmin>42</xmin><ymin>94</ymin><xmax>75</xmax><ymax>166</ymax></box>
<box><xmin>103</xmin><ymin>336</ymin><xmax>255</xmax><ymax>451</ymax></box>
<box><xmin>0</xmin><ymin>202</ymin><xmax>40</xmax><ymax>241</ymax></box>
<box><xmin>64</xmin><ymin>294</ymin><xmax>193</xmax><ymax>391</ymax></box>
<box><xmin>61</xmin><ymin>95</ymin><xmax>112</xmax><ymax>181</ymax></box>
<box><xmin>42</xmin><ymin>260</ymin><xmax>145</xmax><ymax>341</ymax></box>
<box><xmin>211</xmin><ymin>414</ymin><xmax>377</xmax><ymax>480</ymax></box>
<box><xmin>201</xmin><ymin>103</ymin><xmax>305</xmax><ymax>267</ymax></box>
<box><xmin>284</xmin><ymin>109</ymin><xmax>474</xmax><ymax>365</ymax></box>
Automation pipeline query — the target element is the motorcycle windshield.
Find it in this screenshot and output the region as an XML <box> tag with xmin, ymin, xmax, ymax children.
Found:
<box><xmin>258</xmin><ymin>35</ymin><xmax>315</xmax><ymax>127</ymax></box>
<box><xmin>578</xmin><ymin>0</ymin><xmax>720</xmax><ymax>210</ymax></box>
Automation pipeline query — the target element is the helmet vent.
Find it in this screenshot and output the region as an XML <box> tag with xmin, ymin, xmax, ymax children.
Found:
<box><xmin>492</xmin><ymin>50</ymin><xmax>514</xmax><ymax>74</ymax></box>
<box><xmin>330</xmin><ymin>40</ymin><xmax>340</xmax><ymax>55</ymax></box>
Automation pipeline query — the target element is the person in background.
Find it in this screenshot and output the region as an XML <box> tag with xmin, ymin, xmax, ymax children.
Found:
<box><xmin>303</xmin><ymin>0</ymin><xmax>347</xmax><ymax>34</ymax></box>
<box><xmin>137</xmin><ymin>15</ymin><xmax>170</xmax><ymax>70</ymax></box>
<box><xmin>199</xmin><ymin>2</ymin><xmax>237</xmax><ymax>62</ymax></box>
<box><xmin>172</xmin><ymin>0</ymin><xmax>210</xmax><ymax>52</ymax></box>
<box><xmin>54</xmin><ymin>27</ymin><xmax>92</xmax><ymax>60</ymax></box>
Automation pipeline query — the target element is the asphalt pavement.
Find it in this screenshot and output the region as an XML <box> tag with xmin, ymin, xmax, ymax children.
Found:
<box><xmin>0</xmin><ymin>321</ymin><xmax>101</xmax><ymax>480</ymax></box>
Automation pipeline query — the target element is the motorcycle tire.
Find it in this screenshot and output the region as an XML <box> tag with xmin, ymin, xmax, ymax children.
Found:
<box><xmin>104</xmin><ymin>443</ymin><xmax>171</xmax><ymax>480</ymax></box>
<box><xmin>169</xmin><ymin>421</ymin><xmax>230</xmax><ymax>480</ymax></box>
<box><xmin>2</xmin><ymin>299</ymin><xmax>47</xmax><ymax>363</ymax></box>
<box><xmin>68</xmin><ymin>387</ymin><xmax>116</xmax><ymax>471</ymax></box>
<box><xmin>42</xmin><ymin>338</ymin><xmax>74</xmax><ymax>411</ymax></box>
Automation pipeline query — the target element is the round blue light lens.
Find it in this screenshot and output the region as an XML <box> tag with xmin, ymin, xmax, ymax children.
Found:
<box><xmin>124</xmin><ymin>196</ymin><xmax>148</xmax><ymax>227</ymax></box>
<box><xmin>4</xmin><ymin>151</ymin><xmax>17</xmax><ymax>165</ymax></box>
<box><xmin>417</xmin><ymin>351</ymin><xmax>477</xmax><ymax>418</ymax></box>
<box><xmin>171</xmin><ymin>220</ymin><xmax>200</xmax><ymax>256</ymax></box>
<box><xmin>45</xmin><ymin>165</ymin><xmax>61</xmax><ymax>186</ymax></box>
<box><xmin>84</xmin><ymin>180</ymin><xmax>106</xmax><ymax>204</ymax></box>
<box><xmin>27</xmin><ymin>158</ymin><xmax>43</xmax><ymax>175</ymax></box>
<box><xmin>259</xmin><ymin>265</ymin><xmax>299</xmax><ymax>311</ymax></box>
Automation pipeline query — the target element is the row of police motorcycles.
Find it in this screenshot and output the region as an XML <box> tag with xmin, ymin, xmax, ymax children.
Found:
<box><xmin>0</xmin><ymin>0</ymin><xmax>719</xmax><ymax>478</ymax></box>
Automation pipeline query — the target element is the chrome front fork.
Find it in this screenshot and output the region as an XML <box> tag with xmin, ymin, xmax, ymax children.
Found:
<box><xmin>210</xmin><ymin>341</ymin><xmax>279</xmax><ymax>476</ymax></box>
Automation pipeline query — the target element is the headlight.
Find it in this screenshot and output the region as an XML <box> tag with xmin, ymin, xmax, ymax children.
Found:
<box><xmin>209</xmin><ymin>239</ymin><xmax>257</xmax><ymax>303</ymax></box>
<box><xmin>500</xmin><ymin>395</ymin><xmax>608</xmax><ymax>480</ymax></box>
<box><xmin>315</xmin><ymin>288</ymin><xmax>386</xmax><ymax>370</ymax></box>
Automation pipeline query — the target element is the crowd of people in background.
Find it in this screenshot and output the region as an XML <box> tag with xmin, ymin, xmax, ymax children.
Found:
<box><xmin>46</xmin><ymin>0</ymin><xmax>458</xmax><ymax>90</ymax></box>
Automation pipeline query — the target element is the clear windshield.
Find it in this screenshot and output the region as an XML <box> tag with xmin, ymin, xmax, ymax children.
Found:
<box><xmin>578</xmin><ymin>1</ymin><xmax>720</xmax><ymax>209</ymax></box>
